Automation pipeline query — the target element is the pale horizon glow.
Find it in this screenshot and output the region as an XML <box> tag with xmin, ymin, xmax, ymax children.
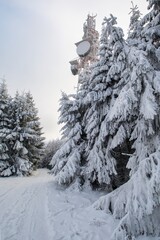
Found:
<box><xmin>0</xmin><ymin>0</ymin><xmax>148</xmax><ymax>141</ymax></box>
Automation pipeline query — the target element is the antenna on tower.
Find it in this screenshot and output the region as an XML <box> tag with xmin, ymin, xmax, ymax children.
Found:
<box><xmin>69</xmin><ymin>14</ymin><xmax>99</xmax><ymax>76</ymax></box>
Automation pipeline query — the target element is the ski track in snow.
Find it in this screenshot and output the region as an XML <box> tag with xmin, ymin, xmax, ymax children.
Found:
<box><xmin>0</xmin><ymin>169</ymin><xmax>159</xmax><ymax>240</ymax></box>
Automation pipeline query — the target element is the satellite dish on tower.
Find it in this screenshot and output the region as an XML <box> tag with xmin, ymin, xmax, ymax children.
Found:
<box><xmin>69</xmin><ymin>14</ymin><xmax>99</xmax><ymax>76</ymax></box>
<box><xmin>76</xmin><ymin>40</ymin><xmax>91</xmax><ymax>57</ymax></box>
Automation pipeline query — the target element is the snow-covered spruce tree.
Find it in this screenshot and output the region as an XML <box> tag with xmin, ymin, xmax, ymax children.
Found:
<box><xmin>84</xmin><ymin>15</ymin><xmax>131</xmax><ymax>190</ymax></box>
<box><xmin>139</xmin><ymin>0</ymin><xmax>160</xmax><ymax>70</ymax></box>
<box><xmin>0</xmin><ymin>81</ymin><xmax>13</xmax><ymax>176</ymax></box>
<box><xmin>50</xmin><ymin>92</ymin><xmax>85</xmax><ymax>186</ymax></box>
<box><xmin>83</xmin><ymin>19</ymin><xmax>113</xmax><ymax>154</ymax></box>
<box><xmin>94</xmin><ymin>2</ymin><xmax>160</xmax><ymax>239</ymax></box>
<box><xmin>10</xmin><ymin>91</ymin><xmax>45</xmax><ymax>174</ymax></box>
<box><xmin>81</xmin><ymin>17</ymin><xmax>115</xmax><ymax>189</ymax></box>
<box><xmin>24</xmin><ymin>92</ymin><xmax>45</xmax><ymax>169</ymax></box>
<box><xmin>8</xmin><ymin>92</ymin><xmax>33</xmax><ymax>176</ymax></box>
<box><xmin>127</xmin><ymin>1</ymin><xmax>142</xmax><ymax>47</ymax></box>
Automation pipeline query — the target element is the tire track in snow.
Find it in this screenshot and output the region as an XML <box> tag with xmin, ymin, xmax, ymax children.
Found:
<box><xmin>0</xmin><ymin>169</ymin><xmax>117</xmax><ymax>240</ymax></box>
<box><xmin>0</xmin><ymin>171</ymin><xmax>53</xmax><ymax>240</ymax></box>
<box><xmin>0</xmin><ymin>186</ymin><xmax>37</xmax><ymax>240</ymax></box>
<box><xmin>0</xmin><ymin>177</ymin><xmax>35</xmax><ymax>206</ymax></box>
<box><xmin>0</xmin><ymin>187</ymin><xmax>14</xmax><ymax>198</ymax></box>
<box><xmin>17</xmin><ymin>181</ymin><xmax>52</xmax><ymax>240</ymax></box>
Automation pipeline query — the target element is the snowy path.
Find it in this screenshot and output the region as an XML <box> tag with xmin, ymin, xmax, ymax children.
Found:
<box><xmin>0</xmin><ymin>169</ymin><xmax>157</xmax><ymax>240</ymax></box>
<box><xmin>0</xmin><ymin>169</ymin><xmax>117</xmax><ymax>240</ymax></box>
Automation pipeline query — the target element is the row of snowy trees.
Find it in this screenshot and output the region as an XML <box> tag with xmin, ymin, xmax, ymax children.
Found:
<box><xmin>0</xmin><ymin>81</ymin><xmax>44</xmax><ymax>177</ymax></box>
<box><xmin>39</xmin><ymin>139</ymin><xmax>63</xmax><ymax>169</ymax></box>
<box><xmin>51</xmin><ymin>0</ymin><xmax>160</xmax><ymax>239</ymax></box>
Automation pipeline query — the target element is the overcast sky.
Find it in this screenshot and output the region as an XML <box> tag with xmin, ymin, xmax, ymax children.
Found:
<box><xmin>0</xmin><ymin>0</ymin><xmax>148</xmax><ymax>141</ymax></box>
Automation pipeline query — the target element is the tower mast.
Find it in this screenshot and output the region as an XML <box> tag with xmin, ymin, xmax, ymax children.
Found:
<box><xmin>69</xmin><ymin>14</ymin><xmax>99</xmax><ymax>76</ymax></box>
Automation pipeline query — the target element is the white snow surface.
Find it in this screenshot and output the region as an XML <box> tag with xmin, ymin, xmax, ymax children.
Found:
<box><xmin>0</xmin><ymin>169</ymin><xmax>159</xmax><ymax>240</ymax></box>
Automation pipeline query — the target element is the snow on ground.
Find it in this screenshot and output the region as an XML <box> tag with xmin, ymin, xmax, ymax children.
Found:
<box><xmin>0</xmin><ymin>169</ymin><xmax>159</xmax><ymax>240</ymax></box>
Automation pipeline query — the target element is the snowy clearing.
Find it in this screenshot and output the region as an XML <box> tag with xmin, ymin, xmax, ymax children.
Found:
<box><xmin>0</xmin><ymin>169</ymin><xmax>159</xmax><ymax>240</ymax></box>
